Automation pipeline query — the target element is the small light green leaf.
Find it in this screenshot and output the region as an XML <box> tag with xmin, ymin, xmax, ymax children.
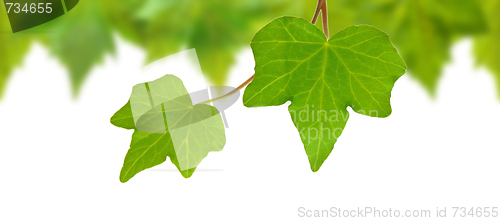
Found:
<box><xmin>243</xmin><ymin>17</ymin><xmax>406</xmax><ymax>172</ymax></box>
<box><xmin>111</xmin><ymin>101</ymin><xmax>197</xmax><ymax>181</ymax></box>
<box><xmin>111</xmin><ymin>74</ymin><xmax>226</xmax><ymax>182</ymax></box>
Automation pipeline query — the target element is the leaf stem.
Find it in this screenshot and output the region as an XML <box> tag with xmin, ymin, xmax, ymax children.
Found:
<box><xmin>199</xmin><ymin>75</ymin><xmax>254</xmax><ymax>104</ymax></box>
<box><xmin>311</xmin><ymin>0</ymin><xmax>329</xmax><ymax>37</ymax></box>
<box><xmin>321</xmin><ymin>0</ymin><xmax>329</xmax><ymax>37</ymax></box>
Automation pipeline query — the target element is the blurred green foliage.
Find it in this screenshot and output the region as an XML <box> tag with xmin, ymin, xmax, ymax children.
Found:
<box><xmin>350</xmin><ymin>0</ymin><xmax>487</xmax><ymax>95</ymax></box>
<box><xmin>0</xmin><ymin>5</ymin><xmax>33</xmax><ymax>98</ymax></box>
<box><xmin>0</xmin><ymin>0</ymin><xmax>497</xmax><ymax>98</ymax></box>
<box><xmin>474</xmin><ymin>0</ymin><xmax>500</xmax><ymax>97</ymax></box>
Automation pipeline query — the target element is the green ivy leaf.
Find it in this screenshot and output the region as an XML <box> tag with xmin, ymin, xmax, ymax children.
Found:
<box><xmin>111</xmin><ymin>74</ymin><xmax>226</xmax><ymax>182</ymax></box>
<box><xmin>243</xmin><ymin>17</ymin><xmax>406</xmax><ymax>172</ymax></box>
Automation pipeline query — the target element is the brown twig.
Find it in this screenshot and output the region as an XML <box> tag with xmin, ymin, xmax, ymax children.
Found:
<box><xmin>199</xmin><ymin>75</ymin><xmax>255</xmax><ymax>104</ymax></box>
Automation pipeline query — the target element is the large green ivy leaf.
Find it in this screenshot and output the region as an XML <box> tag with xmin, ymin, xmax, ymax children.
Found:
<box><xmin>111</xmin><ymin>74</ymin><xmax>226</xmax><ymax>182</ymax></box>
<box><xmin>243</xmin><ymin>17</ymin><xmax>406</xmax><ymax>172</ymax></box>
<box><xmin>351</xmin><ymin>0</ymin><xmax>487</xmax><ymax>95</ymax></box>
<box><xmin>474</xmin><ymin>0</ymin><xmax>500</xmax><ymax>97</ymax></box>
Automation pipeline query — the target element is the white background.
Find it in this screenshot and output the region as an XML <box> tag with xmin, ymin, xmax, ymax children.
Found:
<box><xmin>0</xmin><ymin>36</ymin><xmax>499</xmax><ymax>220</ymax></box>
